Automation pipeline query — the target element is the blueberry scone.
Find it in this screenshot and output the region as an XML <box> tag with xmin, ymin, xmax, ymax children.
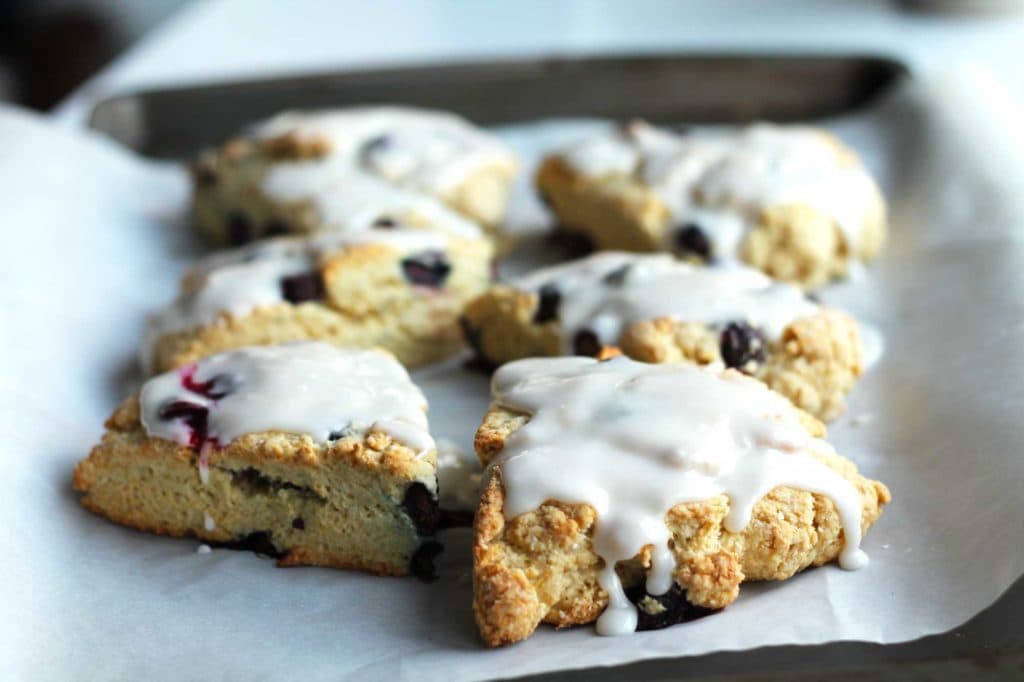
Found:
<box><xmin>143</xmin><ymin>225</ymin><xmax>492</xmax><ymax>373</ymax></box>
<box><xmin>75</xmin><ymin>342</ymin><xmax>445</xmax><ymax>577</ymax></box>
<box><xmin>536</xmin><ymin>121</ymin><xmax>886</xmax><ymax>288</ymax></box>
<box><xmin>461</xmin><ymin>252</ymin><xmax>863</xmax><ymax>421</ymax></box>
<box><xmin>192</xmin><ymin>106</ymin><xmax>518</xmax><ymax>245</ymax></box>
<box><xmin>472</xmin><ymin>356</ymin><xmax>891</xmax><ymax>646</ymax></box>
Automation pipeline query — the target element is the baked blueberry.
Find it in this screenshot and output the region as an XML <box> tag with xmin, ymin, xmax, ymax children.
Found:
<box><xmin>264</xmin><ymin>219</ymin><xmax>289</xmax><ymax>237</ymax></box>
<box><xmin>401</xmin><ymin>251</ymin><xmax>451</xmax><ymax>287</ymax></box>
<box><xmin>226</xmin><ymin>212</ymin><xmax>252</xmax><ymax>246</ymax></box>
<box><xmin>409</xmin><ymin>541</ymin><xmax>443</xmax><ymax>582</ymax></box>
<box><xmin>573</xmin><ymin>330</ymin><xmax>602</xmax><ymax>357</ymax></box>
<box><xmin>291</xmin><ymin>517</ymin><xmax>305</xmax><ymax>531</ymax></box>
<box><xmin>402</xmin><ymin>482</ymin><xmax>441</xmax><ymax>536</ymax></box>
<box><xmin>280</xmin><ymin>272</ymin><xmax>325</xmax><ymax>304</ymax></box>
<box><xmin>674</xmin><ymin>223</ymin><xmax>711</xmax><ymax>261</ymax></box>
<box><xmin>719</xmin><ymin>321</ymin><xmax>767</xmax><ymax>370</ymax></box>
<box><xmin>533</xmin><ymin>283</ymin><xmax>561</xmax><ymax>324</ymax></box>
<box><xmin>361</xmin><ymin>134</ymin><xmax>391</xmax><ymax>158</ymax></box>
<box><xmin>602</xmin><ymin>264</ymin><xmax>631</xmax><ymax>286</ymax></box>
<box><xmin>624</xmin><ymin>583</ymin><xmax>717</xmax><ymax>631</ymax></box>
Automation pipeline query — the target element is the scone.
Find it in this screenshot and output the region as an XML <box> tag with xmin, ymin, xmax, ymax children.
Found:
<box><xmin>74</xmin><ymin>342</ymin><xmax>444</xmax><ymax>577</ymax></box>
<box><xmin>472</xmin><ymin>356</ymin><xmax>891</xmax><ymax>646</ymax></box>
<box><xmin>143</xmin><ymin>225</ymin><xmax>493</xmax><ymax>373</ymax></box>
<box><xmin>461</xmin><ymin>252</ymin><xmax>863</xmax><ymax>421</ymax></box>
<box><xmin>536</xmin><ymin>121</ymin><xmax>887</xmax><ymax>288</ymax></box>
<box><xmin>192</xmin><ymin>106</ymin><xmax>518</xmax><ymax>245</ymax></box>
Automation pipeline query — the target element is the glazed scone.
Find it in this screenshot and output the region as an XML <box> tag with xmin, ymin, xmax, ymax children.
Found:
<box><xmin>143</xmin><ymin>225</ymin><xmax>493</xmax><ymax>373</ymax></box>
<box><xmin>461</xmin><ymin>252</ymin><xmax>863</xmax><ymax>421</ymax></box>
<box><xmin>75</xmin><ymin>343</ymin><xmax>444</xmax><ymax>577</ymax></box>
<box><xmin>536</xmin><ymin>121</ymin><xmax>887</xmax><ymax>288</ymax></box>
<box><xmin>472</xmin><ymin>356</ymin><xmax>891</xmax><ymax>647</ymax></box>
<box><xmin>192</xmin><ymin>106</ymin><xmax>518</xmax><ymax>245</ymax></box>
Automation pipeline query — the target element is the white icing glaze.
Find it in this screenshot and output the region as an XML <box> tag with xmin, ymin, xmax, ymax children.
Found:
<box><xmin>254</xmin><ymin>107</ymin><xmax>516</xmax><ymax>193</ymax></box>
<box><xmin>560</xmin><ymin>122</ymin><xmax>878</xmax><ymax>254</ymax></box>
<box><xmin>262</xmin><ymin>163</ymin><xmax>482</xmax><ymax>239</ymax></box>
<box><xmin>490</xmin><ymin>356</ymin><xmax>868</xmax><ymax>636</ymax></box>
<box><xmin>513</xmin><ymin>252</ymin><xmax>818</xmax><ymax>352</ymax></box>
<box><xmin>140</xmin><ymin>342</ymin><xmax>434</xmax><ymax>454</ymax></box>
<box><xmin>141</xmin><ymin>227</ymin><xmax>447</xmax><ymax>371</ymax></box>
<box><xmin>253</xmin><ymin>107</ymin><xmax>515</xmax><ymax>235</ymax></box>
<box><xmin>203</xmin><ymin>511</ymin><xmax>216</xmax><ymax>531</ymax></box>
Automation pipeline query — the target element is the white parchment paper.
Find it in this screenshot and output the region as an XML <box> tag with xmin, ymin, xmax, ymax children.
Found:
<box><xmin>4</xmin><ymin>71</ymin><xmax>1024</xmax><ymax>680</ymax></box>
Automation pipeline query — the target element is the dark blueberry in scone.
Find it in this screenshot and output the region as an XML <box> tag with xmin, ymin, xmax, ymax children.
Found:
<box><xmin>602</xmin><ymin>264</ymin><xmax>632</xmax><ymax>286</ymax></box>
<box><xmin>401</xmin><ymin>251</ymin><xmax>451</xmax><ymax>288</ymax></box>
<box><xmin>157</xmin><ymin>401</ymin><xmax>208</xmax><ymax>447</ymax></box>
<box><xmin>533</xmin><ymin>283</ymin><xmax>561</xmax><ymax>324</ymax></box>
<box><xmin>280</xmin><ymin>272</ymin><xmax>325</xmax><ymax>304</ymax></box>
<box><xmin>674</xmin><ymin>223</ymin><xmax>711</xmax><ymax>261</ymax></box>
<box><xmin>373</xmin><ymin>216</ymin><xmax>397</xmax><ymax>229</ymax></box>
<box><xmin>226</xmin><ymin>212</ymin><xmax>252</xmax><ymax>246</ymax></box>
<box><xmin>219</xmin><ymin>531</ymin><xmax>281</xmax><ymax>559</ymax></box>
<box><xmin>292</xmin><ymin>517</ymin><xmax>305</xmax><ymax>530</ymax></box>
<box><xmin>192</xmin><ymin>163</ymin><xmax>218</xmax><ymax>187</ymax></box>
<box><xmin>624</xmin><ymin>583</ymin><xmax>718</xmax><ymax>631</ymax></box>
<box><xmin>402</xmin><ymin>482</ymin><xmax>441</xmax><ymax>536</ymax></box>
<box><xmin>719</xmin><ymin>322</ymin><xmax>767</xmax><ymax>371</ymax></box>
<box><xmin>573</xmin><ymin>330</ymin><xmax>602</xmax><ymax>357</ymax></box>
<box><xmin>409</xmin><ymin>541</ymin><xmax>444</xmax><ymax>582</ymax></box>
<box><xmin>264</xmin><ymin>219</ymin><xmax>289</xmax><ymax>237</ymax></box>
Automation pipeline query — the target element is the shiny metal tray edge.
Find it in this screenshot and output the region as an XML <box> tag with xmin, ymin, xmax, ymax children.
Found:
<box><xmin>87</xmin><ymin>52</ymin><xmax>908</xmax><ymax>158</ymax></box>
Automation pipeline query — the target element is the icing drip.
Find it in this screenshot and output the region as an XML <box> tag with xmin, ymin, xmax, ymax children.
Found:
<box><xmin>141</xmin><ymin>227</ymin><xmax>447</xmax><ymax>371</ymax></box>
<box><xmin>140</xmin><ymin>342</ymin><xmax>434</xmax><ymax>454</ymax></box>
<box><xmin>560</xmin><ymin>122</ymin><xmax>879</xmax><ymax>255</ymax></box>
<box><xmin>513</xmin><ymin>252</ymin><xmax>818</xmax><ymax>352</ymax></box>
<box><xmin>490</xmin><ymin>356</ymin><xmax>868</xmax><ymax>636</ymax></box>
<box><xmin>253</xmin><ymin>107</ymin><xmax>515</xmax><ymax>235</ymax></box>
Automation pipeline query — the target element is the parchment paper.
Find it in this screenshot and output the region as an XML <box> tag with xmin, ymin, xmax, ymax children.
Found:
<box><xmin>4</xmin><ymin>70</ymin><xmax>1024</xmax><ymax>680</ymax></box>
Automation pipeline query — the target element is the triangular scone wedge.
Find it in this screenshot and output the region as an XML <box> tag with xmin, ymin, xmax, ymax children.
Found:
<box><xmin>75</xmin><ymin>343</ymin><xmax>443</xmax><ymax>577</ymax></box>
<box><xmin>472</xmin><ymin>356</ymin><xmax>890</xmax><ymax>647</ymax></box>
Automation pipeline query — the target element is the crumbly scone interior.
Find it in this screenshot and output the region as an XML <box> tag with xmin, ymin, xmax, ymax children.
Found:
<box><xmin>149</xmin><ymin>237</ymin><xmax>493</xmax><ymax>373</ymax></box>
<box><xmin>74</xmin><ymin>396</ymin><xmax>437</xmax><ymax>575</ymax></box>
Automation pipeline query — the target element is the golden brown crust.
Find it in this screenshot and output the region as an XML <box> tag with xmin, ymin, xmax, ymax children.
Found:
<box><xmin>621</xmin><ymin>309</ymin><xmax>863</xmax><ymax>421</ymax></box>
<box><xmin>74</xmin><ymin>396</ymin><xmax>437</xmax><ymax>575</ymax></box>
<box><xmin>472</xmin><ymin>403</ymin><xmax>890</xmax><ymax>647</ymax></box>
<box><xmin>461</xmin><ymin>282</ymin><xmax>863</xmax><ymax>421</ymax></box>
<box><xmin>535</xmin><ymin>132</ymin><xmax>888</xmax><ymax>289</ymax></box>
<box><xmin>192</xmin><ymin>134</ymin><xmax>516</xmax><ymax>245</ymax></box>
<box><xmin>149</xmin><ymin>237</ymin><xmax>492</xmax><ymax>373</ymax></box>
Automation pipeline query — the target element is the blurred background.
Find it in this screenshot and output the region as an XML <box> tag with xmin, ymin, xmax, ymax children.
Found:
<box><xmin>1</xmin><ymin>0</ymin><xmax>1023</xmax><ymax>116</ymax></box>
<box><xmin>0</xmin><ymin>0</ymin><xmax>183</xmax><ymax>108</ymax></box>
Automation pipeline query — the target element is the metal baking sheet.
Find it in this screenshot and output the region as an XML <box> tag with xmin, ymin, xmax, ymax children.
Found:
<box><xmin>87</xmin><ymin>53</ymin><xmax>905</xmax><ymax>158</ymax></box>
<box><xmin>74</xmin><ymin>55</ymin><xmax>1024</xmax><ymax>680</ymax></box>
